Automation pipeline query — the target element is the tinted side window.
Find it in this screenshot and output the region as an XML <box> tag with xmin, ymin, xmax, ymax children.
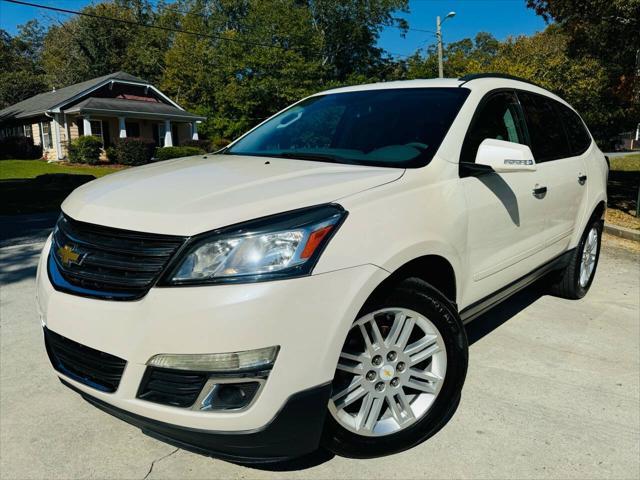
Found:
<box><xmin>518</xmin><ymin>91</ymin><xmax>570</xmax><ymax>162</ymax></box>
<box><xmin>557</xmin><ymin>104</ymin><xmax>591</xmax><ymax>156</ymax></box>
<box><xmin>461</xmin><ymin>91</ymin><xmax>527</xmax><ymax>163</ymax></box>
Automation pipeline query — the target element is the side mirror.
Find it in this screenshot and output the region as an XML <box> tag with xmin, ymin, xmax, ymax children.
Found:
<box><xmin>475</xmin><ymin>138</ymin><xmax>536</xmax><ymax>173</ymax></box>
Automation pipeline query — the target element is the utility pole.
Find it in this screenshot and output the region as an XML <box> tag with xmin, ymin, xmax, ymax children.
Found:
<box><xmin>436</xmin><ymin>16</ymin><xmax>443</xmax><ymax>78</ymax></box>
<box><xmin>436</xmin><ymin>12</ymin><xmax>456</xmax><ymax>78</ymax></box>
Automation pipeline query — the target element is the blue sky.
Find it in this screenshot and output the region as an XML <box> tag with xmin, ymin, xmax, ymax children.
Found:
<box><xmin>0</xmin><ymin>0</ymin><xmax>548</xmax><ymax>56</ymax></box>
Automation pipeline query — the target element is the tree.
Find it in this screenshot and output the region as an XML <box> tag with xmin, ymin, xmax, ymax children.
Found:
<box><xmin>0</xmin><ymin>22</ymin><xmax>47</xmax><ymax>109</ymax></box>
<box><xmin>307</xmin><ymin>0</ymin><xmax>409</xmax><ymax>81</ymax></box>
<box><xmin>42</xmin><ymin>0</ymin><xmax>173</xmax><ymax>88</ymax></box>
<box><xmin>527</xmin><ymin>0</ymin><xmax>640</xmax><ymax>142</ymax></box>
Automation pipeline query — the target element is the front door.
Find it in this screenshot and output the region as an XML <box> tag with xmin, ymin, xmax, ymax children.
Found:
<box><xmin>459</xmin><ymin>90</ymin><xmax>550</xmax><ymax>306</ymax></box>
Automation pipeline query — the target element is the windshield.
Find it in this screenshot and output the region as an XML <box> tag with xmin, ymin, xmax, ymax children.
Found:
<box><xmin>225</xmin><ymin>87</ymin><xmax>470</xmax><ymax>168</ymax></box>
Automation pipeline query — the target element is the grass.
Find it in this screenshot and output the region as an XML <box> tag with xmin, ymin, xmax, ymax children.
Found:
<box><xmin>609</xmin><ymin>154</ymin><xmax>640</xmax><ymax>172</ymax></box>
<box><xmin>0</xmin><ymin>159</ymin><xmax>126</xmax><ymax>180</ymax></box>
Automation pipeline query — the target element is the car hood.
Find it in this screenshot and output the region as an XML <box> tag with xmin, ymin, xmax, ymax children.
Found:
<box><xmin>62</xmin><ymin>154</ymin><xmax>404</xmax><ymax>236</ymax></box>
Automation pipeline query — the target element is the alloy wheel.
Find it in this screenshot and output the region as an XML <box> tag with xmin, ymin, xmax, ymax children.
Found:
<box><xmin>329</xmin><ymin>308</ymin><xmax>447</xmax><ymax>437</ymax></box>
<box><xmin>579</xmin><ymin>226</ymin><xmax>598</xmax><ymax>288</ymax></box>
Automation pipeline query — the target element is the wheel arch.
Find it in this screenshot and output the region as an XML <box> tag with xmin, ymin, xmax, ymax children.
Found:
<box><xmin>360</xmin><ymin>255</ymin><xmax>458</xmax><ymax>315</ymax></box>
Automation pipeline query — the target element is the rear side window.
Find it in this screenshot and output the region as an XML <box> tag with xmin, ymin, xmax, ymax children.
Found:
<box><xmin>557</xmin><ymin>104</ymin><xmax>591</xmax><ymax>156</ymax></box>
<box><xmin>460</xmin><ymin>91</ymin><xmax>527</xmax><ymax>164</ymax></box>
<box><xmin>517</xmin><ymin>91</ymin><xmax>570</xmax><ymax>162</ymax></box>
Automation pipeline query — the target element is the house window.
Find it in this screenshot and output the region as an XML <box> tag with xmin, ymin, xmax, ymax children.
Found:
<box><xmin>41</xmin><ymin>122</ymin><xmax>52</xmax><ymax>149</ymax></box>
<box><xmin>90</xmin><ymin>120</ymin><xmax>104</xmax><ymax>145</ymax></box>
<box><xmin>24</xmin><ymin>124</ymin><xmax>32</xmax><ymax>137</ymax></box>
<box><xmin>125</xmin><ymin>122</ymin><xmax>140</xmax><ymax>137</ymax></box>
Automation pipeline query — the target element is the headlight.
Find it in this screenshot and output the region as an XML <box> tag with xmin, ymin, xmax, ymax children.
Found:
<box><xmin>161</xmin><ymin>204</ymin><xmax>347</xmax><ymax>285</ymax></box>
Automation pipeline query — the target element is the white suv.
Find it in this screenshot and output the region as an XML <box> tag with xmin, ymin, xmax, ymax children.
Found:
<box><xmin>37</xmin><ymin>74</ymin><xmax>607</xmax><ymax>462</ymax></box>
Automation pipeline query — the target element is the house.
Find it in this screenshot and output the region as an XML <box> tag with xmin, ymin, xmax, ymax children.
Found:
<box><xmin>0</xmin><ymin>72</ymin><xmax>206</xmax><ymax>161</ymax></box>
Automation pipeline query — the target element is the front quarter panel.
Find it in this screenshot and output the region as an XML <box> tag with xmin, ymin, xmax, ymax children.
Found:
<box><xmin>314</xmin><ymin>161</ymin><xmax>467</xmax><ymax>304</ymax></box>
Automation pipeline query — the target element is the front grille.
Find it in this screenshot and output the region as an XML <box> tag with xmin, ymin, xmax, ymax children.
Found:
<box><xmin>137</xmin><ymin>367</ymin><xmax>208</xmax><ymax>408</ymax></box>
<box><xmin>49</xmin><ymin>214</ymin><xmax>185</xmax><ymax>300</ymax></box>
<box><xmin>44</xmin><ymin>327</ymin><xmax>126</xmax><ymax>393</ymax></box>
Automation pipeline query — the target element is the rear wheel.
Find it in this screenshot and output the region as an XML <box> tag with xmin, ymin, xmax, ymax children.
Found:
<box><xmin>322</xmin><ymin>278</ymin><xmax>467</xmax><ymax>458</ymax></box>
<box><xmin>550</xmin><ymin>219</ymin><xmax>602</xmax><ymax>299</ymax></box>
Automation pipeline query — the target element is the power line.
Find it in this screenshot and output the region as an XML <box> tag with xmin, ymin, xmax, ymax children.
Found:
<box><xmin>1</xmin><ymin>0</ymin><xmax>309</xmax><ymax>52</ymax></box>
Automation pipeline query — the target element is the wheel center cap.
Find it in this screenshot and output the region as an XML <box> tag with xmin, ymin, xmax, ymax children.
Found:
<box><xmin>379</xmin><ymin>364</ymin><xmax>395</xmax><ymax>381</ymax></box>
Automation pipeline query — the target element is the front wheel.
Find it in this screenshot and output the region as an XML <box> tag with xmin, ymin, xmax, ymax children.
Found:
<box><xmin>322</xmin><ymin>278</ymin><xmax>468</xmax><ymax>458</ymax></box>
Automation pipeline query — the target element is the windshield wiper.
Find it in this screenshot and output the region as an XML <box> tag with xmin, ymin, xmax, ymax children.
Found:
<box><xmin>277</xmin><ymin>151</ymin><xmax>356</xmax><ymax>164</ymax></box>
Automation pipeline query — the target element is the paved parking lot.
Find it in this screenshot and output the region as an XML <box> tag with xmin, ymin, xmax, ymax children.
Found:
<box><xmin>1</xmin><ymin>234</ymin><xmax>638</xmax><ymax>479</ymax></box>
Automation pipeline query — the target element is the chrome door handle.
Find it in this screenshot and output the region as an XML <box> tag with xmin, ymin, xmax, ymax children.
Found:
<box><xmin>578</xmin><ymin>175</ymin><xmax>587</xmax><ymax>185</ymax></box>
<box><xmin>533</xmin><ymin>185</ymin><xmax>547</xmax><ymax>199</ymax></box>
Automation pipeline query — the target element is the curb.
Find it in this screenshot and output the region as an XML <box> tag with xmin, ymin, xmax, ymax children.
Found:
<box><xmin>604</xmin><ymin>223</ymin><xmax>640</xmax><ymax>242</ymax></box>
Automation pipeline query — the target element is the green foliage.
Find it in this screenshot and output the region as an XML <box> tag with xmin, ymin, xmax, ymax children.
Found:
<box><xmin>154</xmin><ymin>146</ymin><xmax>205</xmax><ymax>161</ymax></box>
<box><xmin>0</xmin><ymin>22</ymin><xmax>47</xmax><ymax>109</ymax></box>
<box><xmin>42</xmin><ymin>0</ymin><xmax>174</xmax><ymax>88</ymax></box>
<box><xmin>0</xmin><ymin>136</ymin><xmax>43</xmax><ymax>160</ymax></box>
<box><xmin>2</xmin><ymin>0</ymin><xmax>635</xmax><ymax>149</ymax></box>
<box><xmin>182</xmin><ymin>138</ymin><xmax>212</xmax><ymax>151</ymax></box>
<box><xmin>405</xmin><ymin>27</ymin><xmax>622</xmax><ymax>144</ymax></box>
<box><xmin>111</xmin><ymin>137</ymin><xmax>156</xmax><ymax>165</ymax></box>
<box><xmin>526</xmin><ymin>0</ymin><xmax>639</xmax><ymax>145</ymax></box>
<box><xmin>68</xmin><ymin>136</ymin><xmax>103</xmax><ymax>165</ymax></box>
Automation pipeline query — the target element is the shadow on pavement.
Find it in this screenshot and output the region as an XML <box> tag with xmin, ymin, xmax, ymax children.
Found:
<box><xmin>0</xmin><ymin>242</ymin><xmax>42</xmax><ymax>286</ymax></box>
<box><xmin>0</xmin><ymin>211</ymin><xmax>59</xmax><ymax>248</ymax></box>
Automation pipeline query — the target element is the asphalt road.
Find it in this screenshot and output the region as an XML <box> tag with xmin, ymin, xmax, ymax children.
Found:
<box><xmin>1</xmin><ymin>234</ymin><xmax>638</xmax><ymax>479</ymax></box>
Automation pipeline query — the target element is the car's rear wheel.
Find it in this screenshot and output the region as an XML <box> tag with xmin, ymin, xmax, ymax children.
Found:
<box><xmin>322</xmin><ymin>278</ymin><xmax>468</xmax><ymax>458</ymax></box>
<box><xmin>550</xmin><ymin>218</ymin><xmax>602</xmax><ymax>299</ymax></box>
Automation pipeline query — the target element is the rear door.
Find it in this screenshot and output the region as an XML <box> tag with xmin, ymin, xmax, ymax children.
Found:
<box><xmin>517</xmin><ymin>91</ymin><xmax>589</xmax><ymax>256</ymax></box>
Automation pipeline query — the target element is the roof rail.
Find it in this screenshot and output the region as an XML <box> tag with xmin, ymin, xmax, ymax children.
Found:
<box><xmin>458</xmin><ymin>73</ymin><xmax>544</xmax><ymax>89</ymax></box>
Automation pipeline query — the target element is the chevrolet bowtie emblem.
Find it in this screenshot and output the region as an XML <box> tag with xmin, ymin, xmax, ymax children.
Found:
<box><xmin>57</xmin><ymin>245</ymin><xmax>81</xmax><ymax>266</ymax></box>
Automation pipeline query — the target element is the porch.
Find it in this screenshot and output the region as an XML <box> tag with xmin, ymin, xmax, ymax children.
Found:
<box><xmin>57</xmin><ymin>97</ymin><xmax>206</xmax><ymax>158</ymax></box>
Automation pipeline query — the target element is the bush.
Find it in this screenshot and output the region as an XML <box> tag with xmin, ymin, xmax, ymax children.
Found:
<box><xmin>111</xmin><ymin>137</ymin><xmax>155</xmax><ymax>166</ymax></box>
<box><xmin>68</xmin><ymin>136</ymin><xmax>102</xmax><ymax>164</ymax></box>
<box><xmin>154</xmin><ymin>146</ymin><xmax>204</xmax><ymax>161</ymax></box>
<box><xmin>182</xmin><ymin>138</ymin><xmax>211</xmax><ymax>151</ymax></box>
<box><xmin>104</xmin><ymin>146</ymin><xmax>117</xmax><ymax>163</ymax></box>
<box><xmin>0</xmin><ymin>136</ymin><xmax>43</xmax><ymax>159</ymax></box>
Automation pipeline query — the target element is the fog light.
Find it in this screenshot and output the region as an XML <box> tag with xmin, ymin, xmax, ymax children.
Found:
<box><xmin>147</xmin><ymin>346</ymin><xmax>279</xmax><ymax>372</ymax></box>
<box><xmin>199</xmin><ymin>381</ymin><xmax>262</xmax><ymax>411</ymax></box>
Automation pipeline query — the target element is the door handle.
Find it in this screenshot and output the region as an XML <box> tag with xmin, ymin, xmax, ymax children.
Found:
<box><xmin>578</xmin><ymin>174</ymin><xmax>587</xmax><ymax>185</ymax></box>
<box><xmin>532</xmin><ymin>185</ymin><xmax>547</xmax><ymax>199</ymax></box>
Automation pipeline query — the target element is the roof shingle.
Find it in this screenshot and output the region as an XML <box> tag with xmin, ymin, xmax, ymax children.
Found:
<box><xmin>0</xmin><ymin>72</ymin><xmax>147</xmax><ymax>121</ymax></box>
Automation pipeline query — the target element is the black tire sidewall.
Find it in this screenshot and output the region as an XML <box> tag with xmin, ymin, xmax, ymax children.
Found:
<box><xmin>322</xmin><ymin>280</ymin><xmax>468</xmax><ymax>459</ymax></box>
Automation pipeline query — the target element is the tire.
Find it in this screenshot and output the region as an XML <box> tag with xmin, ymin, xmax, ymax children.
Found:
<box><xmin>322</xmin><ymin>278</ymin><xmax>468</xmax><ymax>458</ymax></box>
<box><xmin>549</xmin><ymin>218</ymin><xmax>603</xmax><ymax>299</ymax></box>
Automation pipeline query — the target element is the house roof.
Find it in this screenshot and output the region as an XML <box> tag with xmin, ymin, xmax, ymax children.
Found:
<box><xmin>0</xmin><ymin>72</ymin><xmax>196</xmax><ymax>122</ymax></box>
<box><xmin>64</xmin><ymin>97</ymin><xmax>206</xmax><ymax>121</ymax></box>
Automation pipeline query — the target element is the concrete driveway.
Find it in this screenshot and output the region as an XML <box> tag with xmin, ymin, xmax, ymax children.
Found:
<box><xmin>1</xmin><ymin>234</ymin><xmax>638</xmax><ymax>479</ymax></box>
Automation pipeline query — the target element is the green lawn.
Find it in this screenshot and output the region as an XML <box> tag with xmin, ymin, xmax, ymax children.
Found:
<box><xmin>0</xmin><ymin>159</ymin><xmax>126</xmax><ymax>180</ymax></box>
<box><xmin>609</xmin><ymin>154</ymin><xmax>640</xmax><ymax>172</ymax></box>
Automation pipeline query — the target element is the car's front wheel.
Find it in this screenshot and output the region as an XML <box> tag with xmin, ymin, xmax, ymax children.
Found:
<box><xmin>322</xmin><ymin>278</ymin><xmax>468</xmax><ymax>458</ymax></box>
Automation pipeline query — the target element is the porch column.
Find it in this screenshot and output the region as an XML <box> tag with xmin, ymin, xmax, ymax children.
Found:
<box><xmin>83</xmin><ymin>116</ymin><xmax>92</xmax><ymax>136</ymax></box>
<box><xmin>118</xmin><ymin>116</ymin><xmax>127</xmax><ymax>138</ymax></box>
<box><xmin>52</xmin><ymin>113</ymin><xmax>64</xmax><ymax>161</ymax></box>
<box><xmin>164</xmin><ymin>119</ymin><xmax>173</xmax><ymax>147</ymax></box>
<box><xmin>191</xmin><ymin>121</ymin><xmax>199</xmax><ymax>141</ymax></box>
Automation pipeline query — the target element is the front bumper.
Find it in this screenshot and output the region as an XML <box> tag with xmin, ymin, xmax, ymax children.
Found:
<box><xmin>60</xmin><ymin>378</ymin><xmax>332</xmax><ymax>463</ymax></box>
<box><xmin>36</xmin><ymin>237</ymin><xmax>387</xmax><ymax>459</ymax></box>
